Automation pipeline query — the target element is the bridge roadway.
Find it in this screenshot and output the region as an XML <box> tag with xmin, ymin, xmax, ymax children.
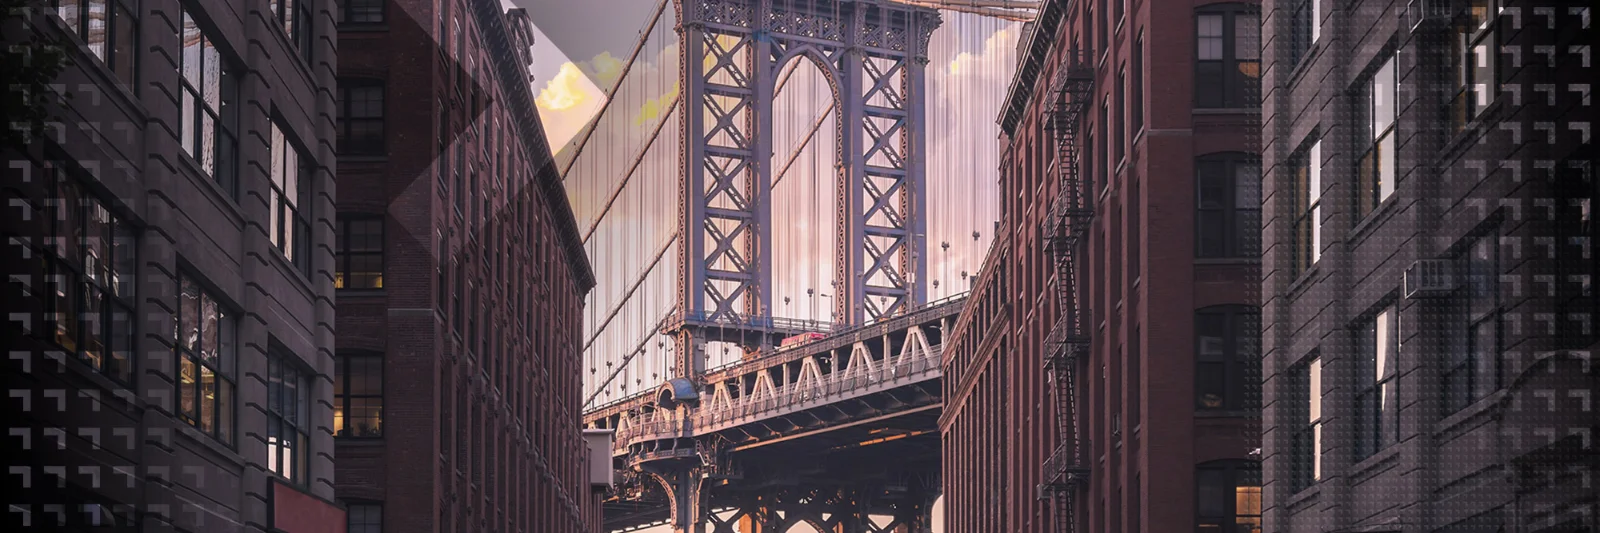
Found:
<box><xmin>584</xmin><ymin>296</ymin><xmax>965</xmax><ymax>532</ymax></box>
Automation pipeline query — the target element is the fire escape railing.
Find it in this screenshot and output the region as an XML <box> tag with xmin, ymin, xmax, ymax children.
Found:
<box><xmin>1039</xmin><ymin>48</ymin><xmax>1094</xmax><ymax>533</ymax></box>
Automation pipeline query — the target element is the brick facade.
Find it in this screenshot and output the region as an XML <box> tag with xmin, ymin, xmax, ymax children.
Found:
<box><xmin>332</xmin><ymin>1</ymin><xmax>601</xmax><ymax>532</ymax></box>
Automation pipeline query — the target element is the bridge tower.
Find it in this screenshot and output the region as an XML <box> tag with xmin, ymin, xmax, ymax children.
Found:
<box><xmin>668</xmin><ymin>0</ymin><xmax>941</xmax><ymax>378</ymax></box>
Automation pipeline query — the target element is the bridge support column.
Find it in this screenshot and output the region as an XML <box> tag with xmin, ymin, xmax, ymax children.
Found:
<box><xmin>646</xmin><ymin>465</ymin><xmax>711</xmax><ymax>533</ymax></box>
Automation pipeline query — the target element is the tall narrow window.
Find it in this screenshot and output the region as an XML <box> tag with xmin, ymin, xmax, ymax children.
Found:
<box><xmin>1132</xmin><ymin>32</ymin><xmax>1144</xmax><ymax>133</ymax></box>
<box><xmin>1195</xmin><ymin>5</ymin><xmax>1261</xmax><ymax>108</ymax></box>
<box><xmin>335</xmin><ymin>216</ymin><xmax>384</xmax><ymax>289</ymax></box>
<box><xmin>1115</xmin><ymin>67</ymin><xmax>1126</xmax><ymax>163</ymax></box>
<box><xmin>1195</xmin><ymin>306</ymin><xmax>1262</xmax><ymax>411</ymax></box>
<box><xmin>1196</xmin><ymin>153</ymin><xmax>1262</xmax><ymax>259</ymax></box>
<box><xmin>1197</xmin><ymin>460</ymin><xmax>1262</xmax><ymax>533</ymax></box>
<box><xmin>176</xmin><ymin>10</ymin><xmax>240</xmax><ymax>195</ymax></box>
<box><xmin>1447</xmin><ymin>0</ymin><xmax>1499</xmax><ymax>133</ymax></box>
<box><xmin>346</xmin><ymin>504</ymin><xmax>382</xmax><ymax>533</ymax></box>
<box><xmin>267</xmin><ymin>350</ymin><xmax>311</xmax><ymax>484</ymax></box>
<box><xmin>1445</xmin><ymin>234</ymin><xmax>1501</xmax><ymax>413</ymax></box>
<box><xmin>1103</xmin><ymin>101</ymin><xmax>1114</xmax><ymax>175</ymax></box>
<box><xmin>49</xmin><ymin>0</ymin><xmax>139</xmax><ymax>87</ymax></box>
<box><xmin>175</xmin><ymin>274</ymin><xmax>235</xmax><ymax>445</ymax></box>
<box><xmin>338</xmin><ymin>80</ymin><xmax>386</xmax><ymax>155</ymax></box>
<box><xmin>335</xmin><ymin>352</ymin><xmax>384</xmax><ymax>437</ymax></box>
<box><xmin>1292</xmin><ymin>140</ymin><xmax>1323</xmax><ymax>275</ymax></box>
<box><xmin>1288</xmin><ymin>0</ymin><xmax>1319</xmax><ymax>65</ymax></box>
<box><xmin>269</xmin><ymin>120</ymin><xmax>312</xmax><ymax>272</ymax></box>
<box><xmin>1357</xmin><ymin>55</ymin><xmax>1397</xmax><ymax>218</ymax></box>
<box><xmin>1290</xmin><ymin>356</ymin><xmax>1322</xmax><ymax>492</ymax></box>
<box><xmin>271</xmin><ymin>0</ymin><xmax>314</xmax><ymax>60</ymax></box>
<box><xmin>1356</xmin><ymin>304</ymin><xmax>1400</xmax><ymax>459</ymax></box>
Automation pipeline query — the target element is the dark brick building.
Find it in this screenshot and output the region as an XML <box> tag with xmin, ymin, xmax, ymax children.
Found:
<box><xmin>4</xmin><ymin>0</ymin><xmax>344</xmax><ymax>529</ymax></box>
<box><xmin>942</xmin><ymin>0</ymin><xmax>1262</xmax><ymax>531</ymax></box>
<box><xmin>331</xmin><ymin>1</ymin><xmax>603</xmax><ymax>532</ymax></box>
<box><xmin>1260</xmin><ymin>0</ymin><xmax>1596</xmax><ymax>531</ymax></box>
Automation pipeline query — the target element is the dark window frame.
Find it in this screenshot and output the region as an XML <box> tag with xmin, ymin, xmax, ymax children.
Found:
<box><xmin>270</xmin><ymin>0</ymin><xmax>314</xmax><ymax>62</ymax></box>
<box><xmin>1195</xmin><ymin>3</ymin><xmax>1261</xmax><ymax>109</ymax></box>
<box><xmin>1356</xmin><ymin>53</ymin><xmax>1398</xmax><ymax>219</ymax></box>
<box><xmin>337</xmin><ymin>79</ymin><xmax>387</xmax><ymax>156</ymax></box>
<box><xmin>334</xmin><ymin>351</ymin><xmax>384</xmax><ymax>438</ymax></box>
<box><xmin>1196</xmin><ymin>459</ymin><xmax>1262</xmax><ymax>533</ymax></box>
<box><xmin>1195</xmin><ymin>152</ymin><xmax>1262</xmax><ymax>259</ymax></box>
<box><xmin>1446</xmin><ymin>0</ymin><xmax>1500</xmax><ymax>134</ymax></box>
<box><xmin>335</xmin><ymin>215</ymin><xmax>384</xmax><ymax>290</ymax></box>
<box><xmin>268</xmin><ymin>118</ymin><xmax>313</xmax><ymax>274</ymax></box>
<box><xmin>1289</xmin><ymin>355</ymin><xmax>1322</xmax><ymax>493</ymax></box>
<box><xmin>175</xmin><ymin>272</ymin><xmax>236</xmax><ymax>446</ymax></box>
<box><xmin>339</xmin><ymin>0</ymin><xmax>384</xmax><ymax>24</ymax></box>
<box><xmin>1131</xmin><ymin>31</ymin><xmax>1144</xmax><ymax>134</ymax></box>
<box><xmin>1287</xmin><ymin>0</ymin><xmax>1318</xmax><ymax>66</ymax></box>
<box><xmin>266</xmin><ymin>347</ymin><xmax>311</xmax><ymax>485</ymax></box>
<box><xmin>346</xmin><ymin>502</ymin><xmax>383</xmax><ymax>533</ymax></box>
<box><xmin>1195</xmin><ymin>305</ymin><xmax>1262</xmax><ymax>412</ymax></box>
<box><xmin>1444</xmin><ymin>232</ymin><xmax>1502</xmax><ymax>413</ymax></box>
<box><xmin>1290</xmin><ymin>139</ymin><xmax>1322</xmax><ymax>276</ymax></box>
<box><xmin>48</xmin><ymin>0</ymin><xmax>140</xmax><ymax>89</ymax></box>
<box><xmin>175</xmin><ymin>8</ymin><xmax>241</xmax><ymax>196</ymax></box>
<box><xmin>1355</xmin><ymin>302</ymin><xmax>1400</xmax><ymax>459</ymax></box>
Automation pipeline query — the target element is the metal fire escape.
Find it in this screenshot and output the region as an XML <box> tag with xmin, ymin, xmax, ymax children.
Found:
<box><xmin>1039</xmin><ymin>48</ymin><xmax>1094</xmax><ymax>533</ymax></box>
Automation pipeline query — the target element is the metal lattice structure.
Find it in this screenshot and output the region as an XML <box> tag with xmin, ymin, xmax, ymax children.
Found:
<box><xmin>1040</xmin><ymin>47</ymin><xmax>1094</xmax><ymax>533</ymax></box>
<box><xmin>671</xmin><ymin>0</ymin><xmax>941</xmax><ymax>378</ymax></box>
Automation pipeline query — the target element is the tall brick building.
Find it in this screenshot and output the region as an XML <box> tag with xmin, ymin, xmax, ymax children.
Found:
<box><xmin>331</xmin><ymin>1</ymin><xmax>603</xmax><ymax>532</ymax></box>
<box><xmin>1260</xmin><ymin>0</ymin><xmax>1596</xmax><ymax>531</ymax></box>
<box><xmin>3</xmin><ymin>0</ymin><xmax>345</xmax><ymax>529</ymax></box>
<box><xmin>942</xmin><ymin>0</ymin><xmax>1262</xmax><ymax>531</ymax></box>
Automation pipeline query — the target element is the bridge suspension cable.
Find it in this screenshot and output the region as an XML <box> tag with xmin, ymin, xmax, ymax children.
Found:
<box><xmin>558</xmin><ymin>0</ymin><xmax>671</xmax><ymax>179</ymax></box>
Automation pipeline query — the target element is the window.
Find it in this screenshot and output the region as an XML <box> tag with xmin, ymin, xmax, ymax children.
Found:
<box><xmin>1445</xmin><ymin>234</ymin><xmax>1501</xmax><ymax>413</ymax></box>
<box><xmin>1195</xmin><ymin>306</ymin><xmax>1261</xmax><ymax>411</ymax></box>
<box><xmin>269</xmin><ymin>120</ymin><xmax>312</xmax><ymax>272</ymax></box>
<box><xmin>347</xmin><ymin>503</ymin><xmax>382</xmax><ymax>533</ymax></box>
<box><xmin>1290</xmin><ymin>356</ymin><xmax>1322</xmax><ymax>492</ymax></box>
<box><xmin>1357</xmin><ymin>54</ymin><xmax>1397</xmax><ymax>218</ymax></box>
<box><xmin>1195</xmin><ymin>153</ymin><xmax>1261</xmax><ymax>259</ymax></box>
<box><xmin>340</xmin><ymin>0</ymin><xmax>383</xmax><ymax>24</ymax></box>
<box><xmin>1132</xmin><ymin>32</ymin><xmax>1144</xmax><ymax>133</ymax></box>
<box><xmin>338</xmin><ymin>80</ymin><xmax>386</xmax><ymax>155</ymax></box>
<box><xmin>1196</xmin><ymin>460</ymin><xmax>1261</xmax><ymax>533</ymax></box>
<box><xmin>1356</xmin><ymin>304</ymin><xmax>1400</xmax><ymax>459</ymax></box>
<box><xmin>36</xmin><ymin>161</ymin><xmax>138</xmax><ymax>383</ymax></box>
<box><xmin>176</xmin><ymin>9</ymin><xmax>240</xmax><ymax>195</ymax></box>
<box><xmin>1115</xmin><ymin>67</ymin><xmax>1126</xmax><ymax>162</ymax></box>
<box><xmin>335</xmin><ymin>216</ymin><xmax>384</xmax><ymax>289</ymax></box>
<box><xmin>1195</xmin><ymin>5</ymin><xmax>1260</xmax><ymax>109</ymax></box>
<box><xmin>270</xmin><ymin>0</ymin><xmax>314</xmax><ymax>60</ymax></box>
<box><xmin>176</xmin><ymin>274</ymin><xmax>235</xmax><ymax>445</ymax></box>
<box><xmin>334</xmin><ymin>352</ymin><xmax>383</xmax><ymax>437</ymax></box>
<box><xmin>50</xmin><ymin>0</ymin><xmax>139</xmax><ymax>87</ymax></box>
<box><xmin>1288</xmin><ymin>0</ymin><xmax>1319</xmax><ymax>65</ymax></box>
<box><xmin>266</xmin><ymin>350</ymin><xmax>310</xmax><ymax>483</ymax></box>
<box><xmin>1291</xmin><ymin>140</ymin><xmax>1323</xmax><ymax>275</ymax></box>
<box><xmin>1447</xmin><ymin>0</ymin><xmax>1499</xmax><ymax>133</ymax></box>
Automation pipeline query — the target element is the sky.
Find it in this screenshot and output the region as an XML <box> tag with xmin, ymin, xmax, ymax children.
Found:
<box><xmin>502</xmin><ymin>3</ymin><xmax>1019</xmax><ymax>528</ymax></box>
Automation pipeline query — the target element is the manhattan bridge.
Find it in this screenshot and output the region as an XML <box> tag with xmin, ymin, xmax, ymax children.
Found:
<box><xmin>560</xmin><ymin>1</ymin><xmax>1039</xmax><ymax>530</ymax></box>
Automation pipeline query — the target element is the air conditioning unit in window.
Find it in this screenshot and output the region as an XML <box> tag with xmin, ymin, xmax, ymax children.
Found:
<box><xmin>1405</xmin><ymin>0</ymin><xmax>1457</xmax><ymax>33</ymax></box>
<box><xmin>1405</xmin><ymin>259</ymin><xmax>1456</xmax><ymax>299</ymax></box>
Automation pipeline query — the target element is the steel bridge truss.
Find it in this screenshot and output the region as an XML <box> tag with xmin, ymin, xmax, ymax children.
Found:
<box><xmin>675</xmin><ymin>0</ymin><xmax>941</xmax><ymax>375</ymax></box>
<box><xmin>1040</xmin><ymin>48</ymin><xmax>1094</xmax><ymax>533</ymax></box>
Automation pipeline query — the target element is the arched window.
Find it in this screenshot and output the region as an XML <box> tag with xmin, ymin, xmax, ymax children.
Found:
<box><xmin>1197</xmin><ymin>459</ymin><xmax>1262</xmax><ymax>533</ymax></box>
<box><xmin>1195</xmin><ymin>305</ymin><xmax>1261</xmax><ymax>411</ymax></box>
<box><xmin>1195</xmin><ymin>153</ymin><xmax>1261</xmax><ymax>259</ymax></box>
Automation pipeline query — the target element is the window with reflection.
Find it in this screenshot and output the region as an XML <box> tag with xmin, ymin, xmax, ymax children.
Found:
<box><xmin>1357</xmin><ymin>54</ymin><xmax>1398</xmax><ymax>218</ymax></box>
<box><xmin>1290</xmin><ymin>355</ymin><xmax>1322</xmax><ymax>492</ymax></box>
<box><xmin>335</xmin><ymin>352</ymin><xmax>384</xmax><ymax>437</ymax></box>
<box><xmin>1447</xmin><ymin>0</ymin><xmax>1500</xmax><ymax>134</ymax></box>
<box><xmin>1195</xmin><ymin>4</ymin><xmax>1260</xmax><ymax>108</ymax></box>
<box><xmin>270</xmin><ymin>0</ymin><xmax>314</xmax><ymax>61</ymax></box>
<box><xmin>1197</xmin><ymin>460</ymin><xmax>1262</xmax><ymax>533</ymax></box>
<box><xmin>1195</xmin><ymin>306</ymin><xmax>1261</xmax><ymax>411</ymax></box>
<box><xmin>176</xmin><ymin>273</ymin><xmax>235</xmax><ymax>445</ymax></box>
<box><xmin>267</xmin><ymin>349</ymin><xmax>311</xmax><ymax>484</ymax></box>
<box><xmin>336</xmin><ymin>216</ymin><xmax>384</xmax><ymax>289</ymax></box>
<box><xmin>269</xmin><ymin>120</ymin><xmax>312</xmax><ymax>273</ymax></box>
<box><xmin>30</xmin><ymin>161</ymin><xmax>139</xmax><ymax>384</ymax></box>
<box><xmin>1291</xmin><ymin>140</ymin><xmax>1323</xmax><ymax>275</ymax></box>
<box><xmin>49</xmin><ymin>0</ymin><xmax>139</xmax><ymax>87</ymax></box>
<box><xmin>1445</xmin><ymin>233</ymin><xmax>1501</xmax><ymax>413</ymax></box>
<box><xmin>1195</xmin><ymin>153</ymin><xmax>1262</xmax><ymax>259</ymax></box>
<box><xmin>1356</xmin><ymin>304</ymin><xmax>1400</xmax><ymax>459</ymax></box>
<box><xmin>176</xmin><ymin>9</ymin><xmax>240</xmax><ymax>195</ymax></box>
<box><xmin>1287</xmin><ymin>0</ymin><xmax>1319</xmax><ymax>65</ymax></box>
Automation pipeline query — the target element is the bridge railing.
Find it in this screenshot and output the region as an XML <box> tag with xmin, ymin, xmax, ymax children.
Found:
<box><xmin>611</xmin><ymin>343</ymin><xmax>943</xmax><ymax>452</ymax></box>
